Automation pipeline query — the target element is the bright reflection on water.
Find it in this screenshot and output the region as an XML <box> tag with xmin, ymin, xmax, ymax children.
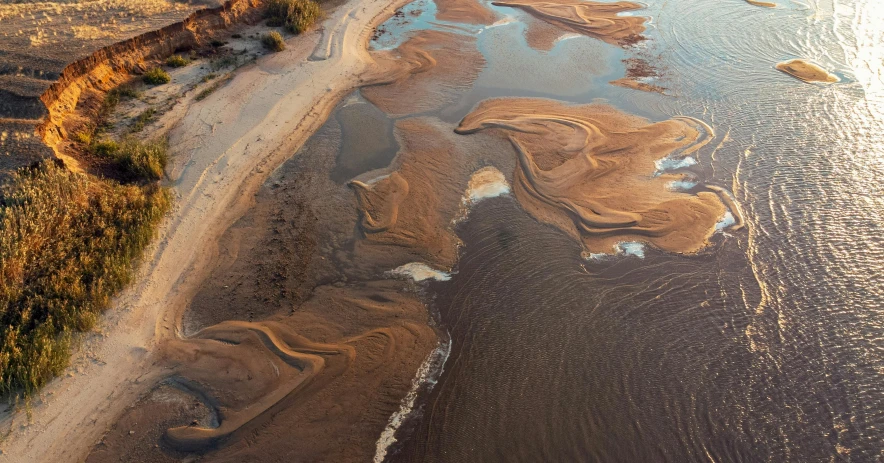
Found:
<box><xmin>361</xmin><ymin>0</ymin><xmax>884</xmax><ymax>460</ymax></box>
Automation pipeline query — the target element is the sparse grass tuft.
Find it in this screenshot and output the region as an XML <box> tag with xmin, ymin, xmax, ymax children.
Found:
<box><xmin>74</xmin><ymin>131</ymin><xmax>92</xmax><ymax>145</ymax></box>
<box><xmin>165</xmin><ymin>54</ymin><xmax>190</xmax><ymax>68</ymax></box>
<box><xmin>117</xmin><ymin>85</ymin><xmax>142</xmax><ymax>100</ymax></box>
<box><xmin>201</xmin><ymin>73</ymin><xmax>217</xmax><ymax>83</ymax></box>
<box><xmin>143</xmin><ymin>68</ymin><xmax>170</xmax><ymax>85</ymax></box>
<box><xmin>266</xmin><ymin>0</ymin><xmax>323</xmax><ymax>34</ymax></box>
<box><xmin>0</xmin><ymin>161</ymin><xmax>170</xmax><ymax>395</ymax></box>
<box><xmin>130</xmin><ymin>108</ymin><xmax>155</xmax><ymax>133</ymax></box>
<box><xmin>262</xmin><ymin>31</ymin><xmax>286</xmax><ymax>52</ymax></box>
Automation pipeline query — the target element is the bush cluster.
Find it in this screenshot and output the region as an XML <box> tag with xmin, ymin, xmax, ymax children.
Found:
<box><xmin>266</xmin><ymin>0</ymin><xmax>322</xmax><ymax>34</ymax></box>
<box><xmin>0</xmin><ymin>161</ymin><xmax>170</xmax><ymax>394</ymax></box>
<box><xmin>165</xmin><ymin>54</ymin><xmax>190</xmax><ymax>68</ymax></box>
<box><xmin>90</xmin><ymin>137</ymin><xmax>168</xmax><ymax>182</ymax></box>
<box><xmin>143</xmin><ymin>67</ymin><xmax>170</xmax><ymax>85</ymax></box>
<box><xmin>262</xmin><ymin>31</ymin><xmax>286</xmax><ymax>52</ymax></box>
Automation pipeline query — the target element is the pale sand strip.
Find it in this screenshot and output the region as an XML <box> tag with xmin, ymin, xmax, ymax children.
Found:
<box><xmin>0</xmin><ymin>0</ymin><xmax>410</xmax><ymax>460</ymax></box>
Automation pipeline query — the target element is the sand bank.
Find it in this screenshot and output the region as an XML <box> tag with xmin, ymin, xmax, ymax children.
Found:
<box><xmin>435</xmin><ymin>0</ymin><xmax>498</xmax><ymax>24</ymax></box>
<box><xmin>456</xmin><ymin>98</ymin><xmax>727</xmax><ymax>255</ymax></box>
<box><xmin>0</xmin><ymin>0</ymin><xmax>429</xmax><ymax>460</ymax></box>
<box><xmin>776</xmin><ymin>59</ymin><xmax>839</xmax><ymax>83</ymax></box>
<box><xmin>491</xmin><ymin>0</ymin><xmax>646</xmax><ymax>49</ymax></box>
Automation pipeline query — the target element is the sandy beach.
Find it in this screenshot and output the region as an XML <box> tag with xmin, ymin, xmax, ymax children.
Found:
<box><xmin>0</xmin><ymin>0</ymin><xmax>423</xmax><ymax>459</ymax></box>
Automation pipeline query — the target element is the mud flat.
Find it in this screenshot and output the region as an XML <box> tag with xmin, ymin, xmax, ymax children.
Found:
<box><xmin>776</xmin><ymin>59</ymin><xmax>839</xmax><ymax>83</ymax></box>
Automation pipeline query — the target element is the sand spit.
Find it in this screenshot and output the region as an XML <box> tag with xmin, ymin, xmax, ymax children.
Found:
<box><xmin>776</xmin><ymin>59</ymin><xmax>839</xmax><ymax>83</ymax></box>
<box><xmin>0</xmin><ymin>0</ymin><xmax>429</xmax><ymax>460</ymax></box>
<box><xmin>456</xmin><ymin>98</ymin><xmax>728</xmax><ymax>255</ymax></box>
<box><xmin>491</xmin><ymin>0</ymin><xmax>646</xmax><ymax>49</ymax></box>
<box><xmin>363</xmin><ymin>30</ymin><xmax>486</xmax><ymax>117</ymax></box>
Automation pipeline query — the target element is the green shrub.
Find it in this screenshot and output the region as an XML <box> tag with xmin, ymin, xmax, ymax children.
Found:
<box><xmin>143</xmin><ymin>68</ymin><xmax>170</xmax><ymax>85</ymax></box>
<box><xmin>91</xmin><ymin>139</ymin><xmax>119</xmax><ymax>157</ymax></box>
<box><xmin>130</xmin><ymin>108</ymin><xmax>155</xmax><ymax>133</ymax></box>
<box><xmin>262</xmin><ymin>31</ymin><xmax>286</xmax><ymax>52</ymax></box>
<box><xmin>266</xmin><ymin>0</ymin><xmax>322</xmax><ymax>34</ymax></box>
<box><xmin>165</xmin><ymin>54</ymin><xmax>190</xmax><ymax>68</ymax></box>
<box><xmin>0</xmin><ymin>161</ymin><xmax>170</xmax><ymax>394</ymax></box>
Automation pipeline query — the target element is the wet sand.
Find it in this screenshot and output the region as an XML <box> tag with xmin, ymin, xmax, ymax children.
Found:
<box><xmin>435</xmin><ymin>0</ymin><xmax>497</xmax><ymax>24</ymax></box>
<box><xmin>0</xmin><ymin>0</ymin><xmax>441</xmax><ymax>460</ymax></box>
<box><xmin>776</xmin><ymin>59</ymin><xmax>839</xmax><ymax>83</ymax></box>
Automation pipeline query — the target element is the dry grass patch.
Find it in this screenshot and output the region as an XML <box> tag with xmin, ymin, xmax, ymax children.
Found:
<box><xmin>0</xmin><ymin>161</ymin><xmax>170</xmax><ymax>395</ymax></box>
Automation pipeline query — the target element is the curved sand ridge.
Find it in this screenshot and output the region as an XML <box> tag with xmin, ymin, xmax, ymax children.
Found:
<box><xmin>456</xmin><ymin>98</ymin><xmax>730</xmax><ymax>255</ymax></box>
<box><xmin>491</xmin><ymin>0</ymin><xmax>646</xmax><ymax>48</ymax></box>
<box><xmin>776</xmin><ymin>59</ymin><xmax>839</xmax><ymax>83</ymax></box>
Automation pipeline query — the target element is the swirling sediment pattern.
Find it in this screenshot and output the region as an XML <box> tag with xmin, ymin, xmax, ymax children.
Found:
<box><xmin>491</xmin><ymin>0</ymin><xmax>646</xmax><ymax>48</ymax></box>
<box><xmin>457</xmin><ymin>98</ymin><xmax>727</xmax><ymax>254</ymax></box>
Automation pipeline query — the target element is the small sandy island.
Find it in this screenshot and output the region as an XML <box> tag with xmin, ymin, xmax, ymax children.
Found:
<box><xmin>776</xmin><ymin>59</ymin><xmax>839</xmax><ymax>83</ymax></box>
<box><xmin>745</xmin><ymin>0</ymin><xmax>776</xmax><ymax>7</ymax></box>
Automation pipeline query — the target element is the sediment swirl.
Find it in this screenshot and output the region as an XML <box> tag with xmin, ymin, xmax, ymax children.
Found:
<box><xmin>491</xmin><ymin>0</ymin><xmax>646</xmax><ymax>49</ymax></box>
<box><xmin>456</xmin><ymin>98</ymin><xmax>728</xmax><ymax>255</ymax></box>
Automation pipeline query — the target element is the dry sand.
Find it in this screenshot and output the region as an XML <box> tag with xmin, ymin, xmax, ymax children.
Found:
<box><xmin>0</xmin><ymin>0</ymin><xmax>430</xmax><ymax>460</ymax></box>
<box><xmin>776</xmin><ymin>59</ymin><xmax>839</xmax><ymax>83</ymax></box>
<box><xmin>456</xmin><ymin>98</ymin><xmax>728</xmax><ymax>255</ymax></box>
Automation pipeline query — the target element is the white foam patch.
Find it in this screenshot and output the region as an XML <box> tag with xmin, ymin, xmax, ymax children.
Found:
<box><xmin>615</xmin><ymin>241</ymin><xmax>646</xmax><ymax>258</ymax></box>
<box><xmin>554</xmin><ymin>33</ymin><xmax>582</xmax><ymax>44</ymax></box>
<box><xmin>463</xmin><ymin>167</ymin><xmax>510</xmax><ymax>204</ymax></box>
<box><xmin>715</xmin><ymin>210</ymin><xmax>736</xmax><ymax>231</ymax></box>
<box><xmin>390</xmin><ymin>262</ymin><xmax>452</xmax><ymax>282</ymax></box>
<box><xmin>667</xmin><ymin>179</ymin><xmax>699</xmax><ymax>191</ymax></box>
<box><xmin>488</xmin><ymin>16</ymin><xmax>517</xmax><ymax>28</ymax></box>
<box><xmin>373</xmin><ymin>338</ymin><xmax>451</xmax><ymax>463</ymax></box>
<box><xmin>654</xmin><ymin>156</ymin><xmax>697</xmax><ymax>175</ymax></box>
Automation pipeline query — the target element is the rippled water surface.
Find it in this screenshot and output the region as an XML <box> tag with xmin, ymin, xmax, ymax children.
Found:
<box><xmin>361</xmin><ymin>0</ymin><xmax>884</xmax><ymax>460</ymax></box>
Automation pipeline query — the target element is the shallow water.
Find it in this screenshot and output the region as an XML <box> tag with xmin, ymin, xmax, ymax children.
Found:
<box><xmin>351</xmin><ymin>0</ymin><xmax>884</xmax><ymax>460</ymax></box>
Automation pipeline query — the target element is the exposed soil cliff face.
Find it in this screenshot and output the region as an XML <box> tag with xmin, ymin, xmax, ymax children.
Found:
<box><xmin>0</xmin><ymin>0</ymin><xmax>263</xmax><ymax>175</ymax></box>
